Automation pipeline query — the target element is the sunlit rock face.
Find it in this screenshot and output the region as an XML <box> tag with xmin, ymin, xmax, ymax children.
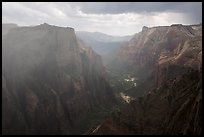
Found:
<box><xmin>118</xmin><ymin>24</ymin><xmax>202</xmax><ymax>86</ymax></box>
<box><xmin>119</xmin><ymin>24</ymin><xmax>202</xmax><ymax>68</ymax></box>
<box><xmin>91</xmin><ymin>24</ymin><xmax>202</xmax><ymax>135</ymax></box>
<box><xmin>2</xmin><ymin>23</ymin><xmax>116</xmax><ymax>135</ymax></box>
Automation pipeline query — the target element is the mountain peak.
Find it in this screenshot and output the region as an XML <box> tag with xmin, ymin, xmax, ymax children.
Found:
<box><xmin>37</xmin><ymin>23</ymin><xmax>74</xmax><ymax>31</ymax></box>
<box><xmin>171</xmin><ymin>24</ymin><xmax>183</xmax><ymax>27</ymax></box>
<box><xmin>142</xmin><ymin>26</ymin><xmax>148</xmax><ymax>32</ymax></box>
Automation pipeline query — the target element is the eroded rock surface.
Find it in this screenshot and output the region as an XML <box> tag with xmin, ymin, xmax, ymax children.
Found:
<box><xmin>91</xmin><ymin>24</ymin><xmax>202</xmax><ymax>135</ymax></box>
<box><xmin>2</xmin><ymin>23</ymin><xmax>116</xmax><ymax>135</ymax></box>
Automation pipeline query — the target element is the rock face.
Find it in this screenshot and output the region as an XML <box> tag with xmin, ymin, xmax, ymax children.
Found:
<box><xmin>119</xmin><ymin>24</ymin><xmax>202</xmax><ymax>71</ymax></box>
<box><xmin>118</xmin><ymin>24</ymin><xmax>202</xmax><ymax>93</ymax></box>
<box><xmin>2</xmin><ymin>23</ymin><xmax>116</xmax><ymax>135</ymax></box>
<box><xmin>91</xmin><ymin>24</ymin><xmax>202</xmax><ymax>135</ymax></box>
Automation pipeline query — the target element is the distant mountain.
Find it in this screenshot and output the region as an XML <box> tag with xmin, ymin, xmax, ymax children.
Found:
<box><xmin>76</xmin><ymin>31</ymin><xmax>132</xmax><ymax>43</ymax></box>
<box><xmin>76</xmin><ymin>31</ymin><xmax>132</xmax><ymax>66</ymax></box>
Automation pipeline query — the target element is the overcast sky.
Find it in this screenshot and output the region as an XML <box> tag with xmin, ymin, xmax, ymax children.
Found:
<box><xmin>2</xmin><ymin>2</ymin><xmax>202</xmax><ymax>36</ymax></box>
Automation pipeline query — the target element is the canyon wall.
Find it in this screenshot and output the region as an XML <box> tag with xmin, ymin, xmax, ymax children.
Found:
<box><xmin>2</xmin><ymin>23</ymin><xmax>116</xmax><ymax>135</ymax></box>
<box><xmin>91</xmin><ymin>24</ymin><xmax>202</xmax><ymax>135</ymax></box>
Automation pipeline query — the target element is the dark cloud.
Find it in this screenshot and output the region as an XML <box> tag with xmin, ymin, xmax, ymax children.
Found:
<box><xmin>69</xmin><ymin>2</ymin><xmax>202</xmax><ymax>23</ymax></box>
<box><xmin>70</xmin><ymin>2</ymin><xmax>201</xmax><ymax>14</ymax></box>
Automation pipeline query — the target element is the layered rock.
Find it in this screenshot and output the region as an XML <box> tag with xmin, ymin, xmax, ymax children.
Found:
<box><xmin>118</xmin><ymin>24</ymin><xmax>202</xmax><ymax>90</ymax></box>
<box><xmin>119</xmin><ymin>24</ymin><xmax>201</xmax><ymax>69</ymax></box>
<box><xmin>91</xmin><ymin>24</ymin><xmax>202</xmax><ymax>135</ymax></box>
<box><xmin>2</xmin><ymin>23</ymin><xmax>115</xmax><ymax>135</ymax></box>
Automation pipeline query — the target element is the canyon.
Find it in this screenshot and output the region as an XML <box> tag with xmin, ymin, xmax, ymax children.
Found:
<box><xmin>2</xmin><ymin>23</ymin><xmax>202</xmax><ymax>135</ymax></box>
<box><xmin>91</xmin><ymin>24</ymin><xmax>202</xmax><ymax>135</ymax></box>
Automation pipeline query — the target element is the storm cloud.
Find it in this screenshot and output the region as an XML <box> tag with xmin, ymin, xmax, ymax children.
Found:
<box><xmin>2</xmin><ymin>2</ymin><xmax>202</xmax><ymax>36</ymax></box>
<box><xmin>70</xmin><ymin>2</ymin><xmax>201</xmax><ymax>14</ymax></box>
<box><xmin>70</xmin><ymin>2</ymin><xmax>202</xmax><ymax>23</ymax></box>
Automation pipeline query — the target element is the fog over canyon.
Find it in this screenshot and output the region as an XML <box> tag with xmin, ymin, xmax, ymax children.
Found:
<box><xmin>2</xmin><ymin>2</ymin><xmax>202</xmax><ymax>135</ymax></box>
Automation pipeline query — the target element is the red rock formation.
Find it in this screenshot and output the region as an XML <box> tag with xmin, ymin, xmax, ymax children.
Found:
<box><xmin>118</xmin><ymin>24</ymin><xmax>202</xmax><ymax>86</ymax></box>
<box><xmin>91</xmin><ymin>24</ymin><xmax>202</xmax><ymax>135</ymax></box>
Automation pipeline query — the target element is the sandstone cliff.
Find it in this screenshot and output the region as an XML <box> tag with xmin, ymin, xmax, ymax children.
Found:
<box><xmin>2</xmin><ymin>23</ymin><xmax>116</xmax><ymax>135</ymax></box>
<box><xmin>91</xmin><ymin>24</ymin><xmax>202</xmax><ymax>135</ymax></box>
<box><xmin>117</xmin><ymin>24</ymin><xmax>202</xmax><ymax>95</ymax></box>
